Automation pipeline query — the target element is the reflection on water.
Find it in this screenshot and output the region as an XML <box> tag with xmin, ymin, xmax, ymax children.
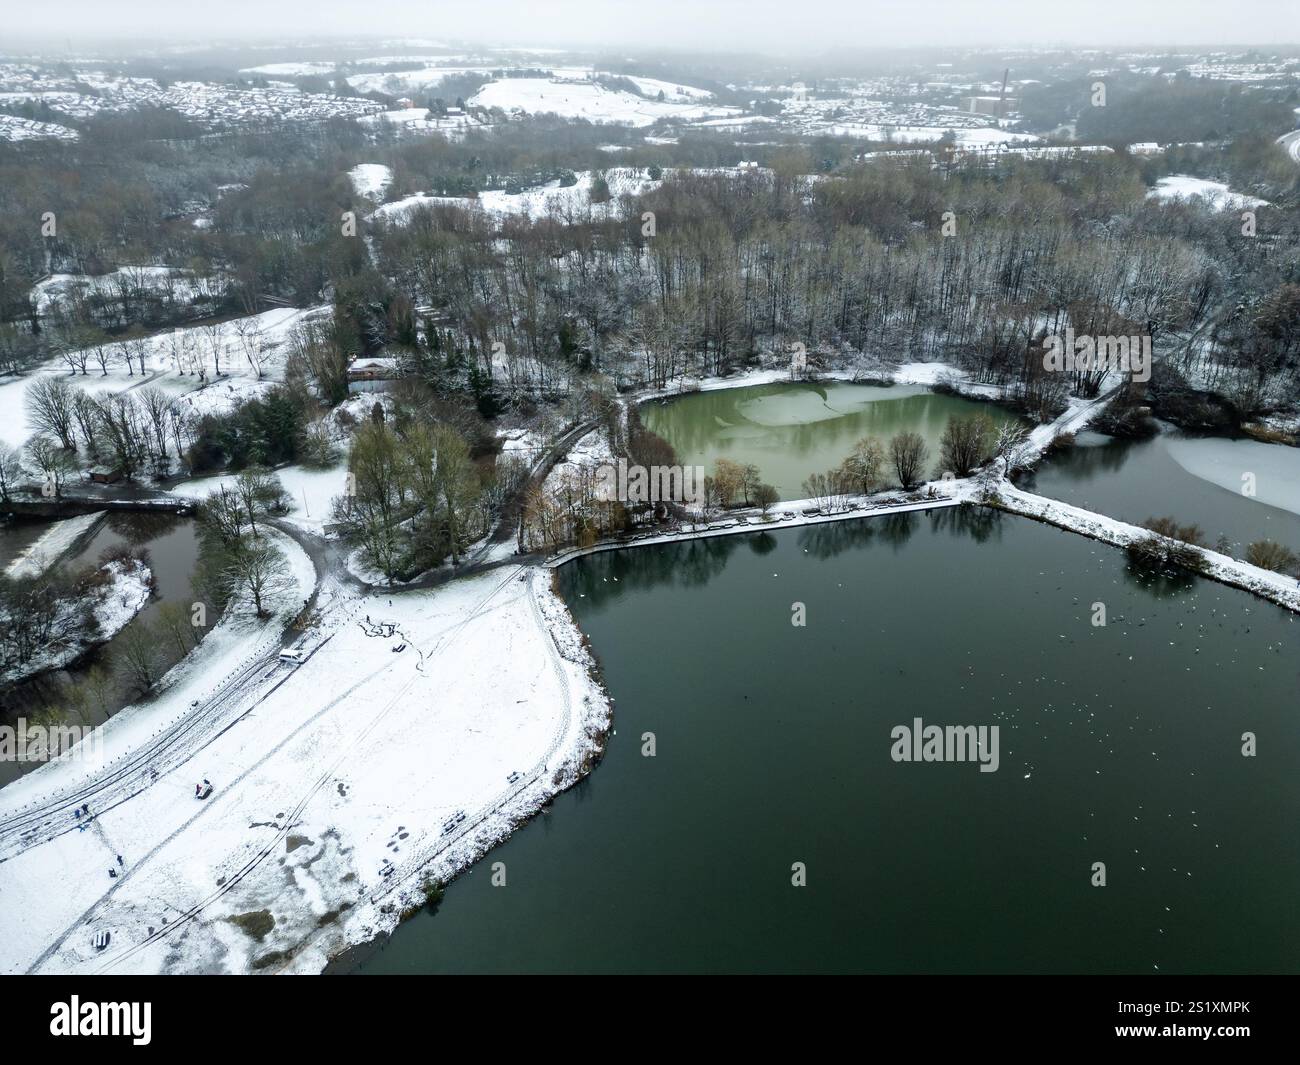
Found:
<box><xmin>641</xmin><ymin>382</ymin><xmax>1026</xmax><ymax>498</ymax></box>
<box><xmin>342</xmin><ymin>512</ymin><xmax>1298</xmax><ymax>975</ymax></box>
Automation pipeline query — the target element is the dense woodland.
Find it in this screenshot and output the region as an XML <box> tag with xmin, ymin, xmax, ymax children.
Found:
<box><xmin>1</xmin><ymin>64</ymin><xmax>1298</xmax><ymax>579</ymax></box>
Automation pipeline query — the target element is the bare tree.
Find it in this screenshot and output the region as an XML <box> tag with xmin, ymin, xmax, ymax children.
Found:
<box><xmin>197</xmin><ymin>486</ymin><xmax>248</xmax><ymax>546</ymax></box>
<box><xmin>938</xmin><ymin>414</ymin><xmax>996</xmax><ymax>478</ymax></box>
<box><xmin>0</xmin><ymin>442</ymin><xmax>24</xmax><ymax>501</ymax></box>
<box><xmin>25</xmin><ymin>377</ymin><xmax>78</xmax><ymax>450</ymax></box>
<box><xmin>222</xmin><ymin>536</ymin><xmax>294</xmax><ymax>617</ymax></box>
<box><xmin>95</xmin><ymin>392</ymin><xmax>150</xmax><ymax>478</ymax></box>
<box><xmin>115</xmin><ymin>621</ymin><xmax>160</xmax><ymax>693</ymax></box>
<box><xmin>70</xmin><ymin>389</ymin><xmax>101</xmax><ymax>460</ymax></box>
<box><xmin>135</xmin><ymin>386</ymin><xmax>174</xmax><ymax>462</ymax></box>
<box><xmin>890</xmin><ymin>431</ymin><xmax>928</xmax><ymax>489</ymax></box>
<box><xmin>121</xmin><ymin>328</ymin><xmax>151</xmax><ymax>377</ymax></box>
<box><xmin>992</xmin><ymin>422</ymin><xmax>1033</xmax><ymax>477</ymax></box>
<box><xmin>839</xmin><ymin>436</ymin><xmax>884</xmax><ymax>494</ymax></box>
<box><xmin>199</xmin><ymin>322</ymin><xmax>225</xmax><ymax>378</ymax></box>
<box><xmin>232</xmin><ymin>468</ymin><xmax>287</xmax><ymax>535</ymax></box>
<box><xmin>232</xmin><ymin>317</ymin><xmax>264</xmax><ymax>378</ymax></box>
<box><xmin>25</xmin><ymin>435</ymin><xmax>77</xmax><ymax>498</ymax></box>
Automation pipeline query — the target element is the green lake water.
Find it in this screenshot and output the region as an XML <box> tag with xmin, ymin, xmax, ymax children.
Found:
<box><xmin>638</xmin><ymin>381</ymin><xmax>1025</xmax><ymax>499</ymax></box>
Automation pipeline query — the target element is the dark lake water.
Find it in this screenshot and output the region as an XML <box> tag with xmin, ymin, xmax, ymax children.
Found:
<box><xmin>342</xmin><ymin>510</ymin><xmax>1298</xmax><ymax>974</ymax></box>
<box><xmin>1025</xmin><ymin>429</ymin><xmax>1300</xmax><ymax>555</ymax></box>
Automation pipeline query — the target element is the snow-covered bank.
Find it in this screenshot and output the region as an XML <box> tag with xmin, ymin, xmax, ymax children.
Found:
<box><xmin>545</xmin><ymin>493</ymin><xmax>960</xmax><ymax>567</ymax></box>
<box><xmin>0</xmin><ymin>556</ymin><xmax>152</xmax><ymax>688</ymax></box>
<box><xmin>985</xmin><ymin>482</ymin><xmax>1300</xmax><ymax>615</ymax></box>
<box><xmin>0</xmin><ymin>528</ymin><xmax>315</xmax><ymax>813</ymax></box>
<box><xmin>0</xmin><ymin>564</ymin><xmax>610</xmax><ymax>975</ymax></box>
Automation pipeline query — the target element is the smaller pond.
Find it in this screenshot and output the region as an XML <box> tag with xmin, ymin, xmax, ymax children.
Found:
<box><xmin>0</xmin><ymin>512</ymin><xmax>210</xmax><ymax>788</ymax></box>
<box><xmin>1024</xmin><ymin>429</ymin><xmax>1300</xmax><ymax>555</ymax></box>
<box><xmin>638</xmin><ymin>381</ymin><xmax>1026</xmax><ymax>499</ymax></box>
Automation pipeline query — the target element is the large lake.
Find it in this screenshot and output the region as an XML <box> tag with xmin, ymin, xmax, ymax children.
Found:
<box><xmin>638</xmin><ymin>381</ymin><xmax>1025</xmax><ymax>499</ymax></box>
<box><xmin>340</xmin><ymin>511</ymin><xmax>1298</xmax><ymax>974</ymax></box>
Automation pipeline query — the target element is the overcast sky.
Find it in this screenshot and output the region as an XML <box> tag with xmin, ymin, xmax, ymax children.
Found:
<box><xmin>7</xmin><ymin>0</ymin><xmax>1298</xmax><ymax>51</ymax></box>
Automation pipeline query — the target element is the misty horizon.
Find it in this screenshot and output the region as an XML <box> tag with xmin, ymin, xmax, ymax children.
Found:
<box><xmin>3</xmin><ymin>0</ymin><xmax>1299</xmax><ymax>54</ymax></box>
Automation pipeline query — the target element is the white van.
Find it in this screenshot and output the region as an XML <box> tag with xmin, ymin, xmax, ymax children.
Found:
<box><xmin>278</xmin><ymin>647</ymin><xmax>306</xmax><ymax>666</ymax></box>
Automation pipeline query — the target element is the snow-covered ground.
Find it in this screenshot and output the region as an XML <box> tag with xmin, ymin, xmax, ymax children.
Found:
<box><xmin>543</xmin><ymin>424</ymin><xmax>614</xmax><ymax>497</ymax></box>
<box><xmin>0</xmin><ymin>305</ymin><xmax>327</xmax><ymax>451</ymax></box>
<box><xmin>29</xmin><ymin>267</ymin><xmax>216</xmax><ymax>318</ymax></box>
<box><xmin>358</xmin><ymin>107</ymin><xmax>485</xmax><ymax>137</ymax></box>
<box><xmin>821</xmin><ymin>125</ymin><xmax>1042</xmax><ymax>146</ymax></box>
<box><xmin>470</xmin><ymin>77</ymin><xmax>739</xmax><ymax>126</ymax></box>
<box><xmin>371</xmin><ymin>167</ymin><xmax>662</xmax><ymax>224</ymax></box>
<box><xmin>0</xmin><ymin>564</ymin><xmax>610</xmax><ymax>976</ymax></box>
<box><xmin>171</xmin><ymin>463</ymin><xmax>350</xmax><ymax>536</ymax></box>
<box><xmin>347</xmin><ymin>163</ymin><xmax>393</xmax><ymax>203</ymax></box>
<box><xmin>1278</xmin><ymin>130</ymin><xmax>1300</xmax><ymax>166</ymax></box>
<box><xmin>1148</xmin><ymin>174</ymin><xmax>1269</xmax><ymax>210</ymax></box>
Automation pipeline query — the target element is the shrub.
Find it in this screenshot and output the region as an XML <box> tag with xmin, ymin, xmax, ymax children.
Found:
<box><xmin>1246</xmin><ymin>539</ymin><xmax>1298</xmax><ymax>574</ymax></box>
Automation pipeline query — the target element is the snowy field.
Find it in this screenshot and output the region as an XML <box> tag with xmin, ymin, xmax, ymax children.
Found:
<box><xmin>1147</xmin><ymin>174</ymin><xmax>1270</xmax><ymax>210</ymax></box>
<box><xmin>0</xmin><ymin>305</ymin><xmax>327</xmax><ymax>451</ymax></box>
<box><xmin>30</xmin><ymin>267</ymin><xmax>215</xmax><ymax>318</ymax></box>
<box><xmin>0</xmin><ymin>564</ymin><xmax>609</xmax><ymax>975</ymax></box>
<box><xmin>371</xmin><ymin>167</ymin><xmax>662</xmax><ymax>223</ymax></box>
<box><xmin>469</xmin><ymin>77</ymin><xmax>739</xmax><ymax>126</ymax></box>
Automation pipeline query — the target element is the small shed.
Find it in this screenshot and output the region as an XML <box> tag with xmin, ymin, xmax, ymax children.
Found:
<box><xmin>87</xmin><ymin>466</ymin><xmax>124</xmax><ymax>485</ymax></box>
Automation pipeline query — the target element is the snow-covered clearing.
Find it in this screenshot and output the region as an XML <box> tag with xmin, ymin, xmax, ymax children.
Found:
<box><xmin>171</xmin><ymin>463</ymin><xmax>350</xmax><ymax>536</ymax></box>
<box><xmin>0</xmin><ymin>305</ymin><xmax>327</xmax><ymax>450</ymax></box>
<box><xmin>1148</xmin><ymin>174</ymin><xmax>1269</xmax><ymax>210</ymax></box>
<box><xmin>371</xmin><ymin>167</ymin><xmax>661</xmax><ymax>224</ymax></box>
<box><xmin>0</xmin><ymin>564</ymin><xmax>610</xmax><ymax>976</ymax></box>
<box><xmin>347</xmin><ymin>163</ymin><xmax>393</xmax><ymax>203</ymax></box>
<box><xmin>543</xmin><ymin>424</ymin><xmax>614</xmax><ymax>497</ymax></box>
<box><xmin>30</xmin><ymin>267</ymin><xmax>213</xmax><ymax>318</ymax></box>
